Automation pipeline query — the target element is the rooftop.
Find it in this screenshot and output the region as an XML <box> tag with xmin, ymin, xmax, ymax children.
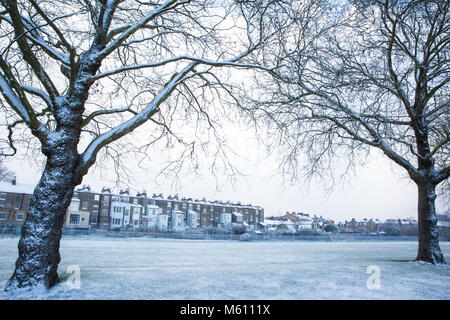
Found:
<box><xmin>0</xmin><ymin>181</ymin><xmax>35</xmax><ymax>195</ymax></box>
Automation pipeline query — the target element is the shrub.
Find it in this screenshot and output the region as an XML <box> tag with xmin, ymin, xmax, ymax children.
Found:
<box><xmin>232</xmin><ymin>225</ymin><xmax>247</xmax><ymax>235</ymax></box>
<box><xmin>239</xmin><ymin>233</ymin><xmax>252</xmax><ymax>241</ymax></box>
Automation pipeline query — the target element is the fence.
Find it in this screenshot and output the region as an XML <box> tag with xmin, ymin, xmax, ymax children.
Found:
<box><xmin>2</xmin><ymin>225</ymin><xmax>450</xmax><ymax>242</ymax></box>
<box><xmin>0</xmin><ymin>225</ymin><xmax>21</xmax><ymax>238</ymax></box>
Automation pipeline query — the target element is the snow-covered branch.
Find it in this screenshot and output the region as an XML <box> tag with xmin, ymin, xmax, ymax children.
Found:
<box><xmin>89</xmin><ymin>55</ymin><xmax>270</xmax><ymax>84</ymax></box>
<box><xmin>2</xmin><ymin>0</ymin><xmax>60</xmax><ymax>102</ymax></box>
<box><xmin>81</xmin><ymin>106</ymin><xmax>136</xmax><ymax>128</ymax></box>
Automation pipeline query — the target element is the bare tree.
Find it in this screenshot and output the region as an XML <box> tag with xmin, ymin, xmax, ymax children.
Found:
<box><xmin>0</xmin><ymin>0</ymin><xmax>278</xmax><ymax>290</ymax></box>
<box><xmin>244</xmin><ymin>0</ymin><xmax>449</xmax><ymax>264</ymax></box>
<box><xmin>0</xmin><ymin>159</ymin><xmax>14</xmax><ymax>181</ymax></box>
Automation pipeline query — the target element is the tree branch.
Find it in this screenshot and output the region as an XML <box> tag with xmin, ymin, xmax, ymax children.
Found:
<box><xmin>78</xmin><ymin>61</ymin><xmax>198</xmax><ymax>176</ymax></box>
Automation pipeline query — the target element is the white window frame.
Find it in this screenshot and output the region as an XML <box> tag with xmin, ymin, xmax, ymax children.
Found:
<box><xmin>69</xmin><ymin>214</ymin><xmax>80</xmax><ymax>225</ymax></box>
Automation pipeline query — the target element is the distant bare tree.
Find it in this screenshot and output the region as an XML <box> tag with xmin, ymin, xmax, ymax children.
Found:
<box><xmin>0</xmin><ymin>159</ymin><xmax>14</xmax><ymax>181</ymax></box>
<box><xmin>0</xmin><ymin>0</ymin><xmax>279</xmax><ymax>290</ymax></box>
<box><xmin>244</xmin><ymin>0</ymin><xmax>449</xmax><ymax>264</ymax></box>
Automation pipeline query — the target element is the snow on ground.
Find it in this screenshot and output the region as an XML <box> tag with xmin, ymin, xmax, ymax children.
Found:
<box><xmin>0</xmin><ymin>237</ymin><xmax>449</xmax><ymax>300</ymax></box>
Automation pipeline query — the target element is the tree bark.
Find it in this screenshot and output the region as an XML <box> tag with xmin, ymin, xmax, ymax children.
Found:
<box><xmin>5</xmin><ymin>130</ymin><xmax>80</xmax><ymax>290</ymax></box>
<box><xmin>415</xmin><ymin>179</ymin><xmax>446</xmax><ymax>264</ymax></box>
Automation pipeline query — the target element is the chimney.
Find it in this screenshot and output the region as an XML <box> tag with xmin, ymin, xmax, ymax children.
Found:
<box><xmin>12</xmin><ymin>176</ymin><xmax>16</xmax><ymax>185</ymax></box>
<box><xmin>102</xmin><ymin>187</ymin><xmax>111</xmax><ymax>193</ymax></box>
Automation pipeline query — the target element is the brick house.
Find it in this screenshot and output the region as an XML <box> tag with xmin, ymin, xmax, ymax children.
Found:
<box><xmin>0</xmin><ymin>180</ymin><xmax>265</xmax><ymax>231</ymax></box>
<box><xmin>0</xmin><ymin>179</ymin><xmax>34</xmax><ymax>227</ymax></box>
<box><xmin>72</xmin><ymin>185</ymin><xmax>99</xmax><ymax>228</ymax></box>
<box><xmin>64</xmin><ymin>197</ymin><xmax>91</xmax><ymax>229</ymax></box>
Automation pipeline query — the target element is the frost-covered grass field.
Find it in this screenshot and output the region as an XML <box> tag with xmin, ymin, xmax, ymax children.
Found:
<box><xmin>0</xmin><ymin>237</ymin><xmax>449</xmax><ymax>300</ymax></box>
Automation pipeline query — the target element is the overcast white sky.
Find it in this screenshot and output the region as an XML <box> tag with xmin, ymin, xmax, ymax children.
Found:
<box><xmin>4</xmin><ymin>122</ymin><xmax>447</xmax><ymax>224</ymax></box>
<box><xmin>1</xmin><ymin>1</ymin><xmax>447</xmax><ymax>224</ymax></box>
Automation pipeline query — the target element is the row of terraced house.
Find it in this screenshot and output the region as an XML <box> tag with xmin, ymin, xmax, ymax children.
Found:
<box><xmin>0</xmin><ymin>179</ymin><xmax>264</xmax><ymax>231</ymax></box>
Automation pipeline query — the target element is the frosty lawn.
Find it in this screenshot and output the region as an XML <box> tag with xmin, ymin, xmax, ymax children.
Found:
<box><xmin>0</xmin><ymin>238</ymin><xmax>449</xmax><ymax>300</ymax></box>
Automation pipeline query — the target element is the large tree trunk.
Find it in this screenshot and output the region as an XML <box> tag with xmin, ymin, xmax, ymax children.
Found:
<box><xmin>5</xmin><ymin>131</ymin><xmax>80</xmax><ymax>290</ymax></box>
<box><xmin>415</xmin><ymin>180</ymin><xmax>445</xmax><ymax>264</ymax></box>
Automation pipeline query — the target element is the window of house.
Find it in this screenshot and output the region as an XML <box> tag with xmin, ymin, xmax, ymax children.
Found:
<box><xmin>188</xmin><ymin>203</ymin><xmax>192</xmax><ymax>210</ymax></box>
<box><xmin>0</xmin><ymin>212</ymin><xmax>7</xmax><ymax>220</ymax></box>
<box><xmin>112</xmin><ymin>218</ymin><xmax>121</xmax><ymax>226</ymax></box>
<box><xmin>182</xmin><ymin>203</ymin><xmax>186</xmax><ymax>209</ymax></box>
<box><xmin>102</xmin><ymin>208</ymin><xmax>109</xmax><ymax>216</ymax></box>
<box><xmin>94</xmin><ymin>194</ymin><xmax>100</xmax><ymax>201</ymax></box>
<box><xmin>114</xmin><ymin>206</ymin><xmax>123</xmax><ymax>214</ymax></box>
<box><xmin>103</xmin><ymin>196</ymin><xmax>110</xmax><ymax>206</ymax></box>
<box><xmin>0</xmin><ymin>203</ymin><xmax>4</xmax><ymax>208</ymax></box>
<box><xmin>167</xmin><ymin>202</ymin><xmax>172</xmax><ymax>208</ymax></box>
<box><xmin>91</xmin><ymin>217</ymin><xmax>97</xmax><ymax>224</ymax></box>
<box><xmin>16</xmin><ymin>212</ymin><xmax>24</xmax><ymax>221</ymax></box>
<box><xmin>174</xmin><ymin>204</ymin><xmax>179</xmax><ymax>210</ymax></box>
<box><xmin>82</xmin><ymin>201</ymin><xmax>88</xmax><ymax>210</ymax></box>
<box><xmin>197</xmin><ymin>205</ymin><xmax>201</xmax><ymax>211</ymax></box>
<box><xmin>0</xmin><ymin>193</ymin><xmax>6</xmax><ymax>201</ymax></box>
<box><xmin>210</xmin><ymin>206</ymin><xmax>214</xmax><ymax>212</ymax></box>
<box><xmin>222</xmin><ymin>207</ymin><xmax>226</xmax><ymax>213</ymax></box>
<box><xmin>14</xmin><ymin>201</ymin><xmax>21</xmax><ymax>210</ymax></box>
<box><xmin>69</xmin><ymin>214</ymin><xmax>80</xmax><ymax>225</ymax></box>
